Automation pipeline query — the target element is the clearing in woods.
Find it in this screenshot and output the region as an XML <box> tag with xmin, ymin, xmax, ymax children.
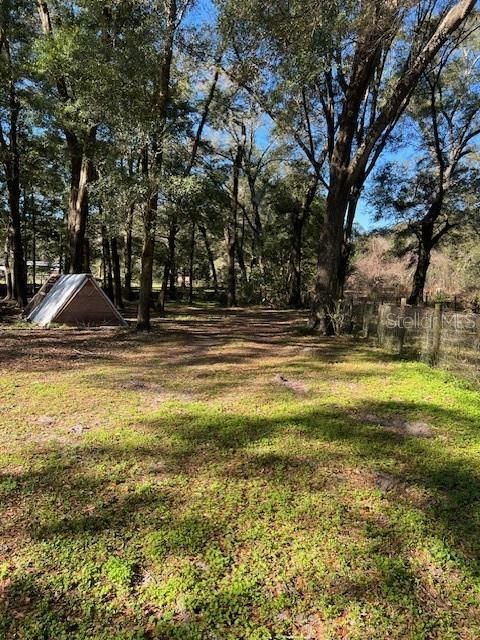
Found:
<box><xmin>1</xmin><ymin>306</ymin><xmax>480</xmax><ymax>639</ymax></box>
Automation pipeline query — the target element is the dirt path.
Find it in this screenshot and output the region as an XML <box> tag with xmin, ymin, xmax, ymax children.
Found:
<box><xmin>0</xmin><ymin>306</ymin><xmax>369</xmax><ymax>375</ymax></box>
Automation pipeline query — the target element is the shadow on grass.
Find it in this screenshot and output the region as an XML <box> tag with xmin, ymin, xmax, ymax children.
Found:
<box><xmin>3</xmin><ymin>396</ymin><xmax>480</xmax><ymax>569</ymax></box>
<box><xmin>2</xmin><ymin>392</ymin><xmax>480</xmax><ymax>637</ymax></box>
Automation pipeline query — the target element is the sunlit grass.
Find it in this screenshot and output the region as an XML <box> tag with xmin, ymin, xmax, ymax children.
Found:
<box><xmin>1</xmin><ymin>308</ymin><xmax>480</xmax><ymax>639</ymax></box>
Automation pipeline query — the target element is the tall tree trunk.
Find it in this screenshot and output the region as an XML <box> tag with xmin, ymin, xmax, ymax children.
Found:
<box><xmin>101</xmin><ymin>225</ymin><xmax>114</xmax><ymax>301</ymax></box>
<box><xmin>199</xmin><ymin>224</ymin><xmax>218</xmax><ymax>294</ymax></box>
<box><xmin>337</xmin><ymin>192</ymin><xmax>360</xmax><ymax>298</ymax></box>
<box><xmin>124</xmin><ymin>203</ymin><xmax>134</xmax><ymax>301</ymax></box>
<box><xmin>408</xmin><ymin>242</ymin><xmax>432</xmax><ymax>306</ymax></box>
<box><xmin>225</xmin><ymin>126</ymin><xmax>246</xmax><ymax>307</ymax></box>
<box><xmin>287</xmin><ymin>209</ymin><xmax>304</xmax><ymax>308</ymax></box>
<box><xmin>37</xmin><ymin>2</ymin><xmax>97</xmax><ymax>275</ymax></box>
<box><xmin>137</xmin><ymin>189</ymin><xmax>158</xmax><ymax>330</ymax></box>
<box><xmin>83</xmin><ymin>237</ymin><xmax>91</xmax><ymax>273</ymax></box>
<box><xmin>188</xmin><ymin>221</ymin><xmax>195</xmax><ymax>304</ymax></box>
<box><xmin>7</xmin><ymin>178</ymin><xmax>27</xmax><ymax>307</ymax></box>
<box><xmin>312</xmin><ymin>172</ymin><xmax>350</xmax><ymax>334</ymax></box>
<box><xmin>0</xmin><ymin>31</ymin><xmax>27</xmax><ymax>307</ymax></box>
<box><xmin>64</xmin><ymin>127</ymin><xmax>97</xmax><ymax>273</ymax></box>
<box><xmin>167</xmin><ymin>219</ymin><xmax>177</xmax><ymax>300</ymax></box>
<box><xmin>158</xmin><ymin>259</ymin><xmax>169</xmax><ymax>314</ymax></box>
<box><xmin>287</xmin><ymin>175</ymin><xmax>319</xmax><ymax>308</ymax></box>
<box><xmin>407</xmin><ymin>201</ymin><xmax>446</xmax><ymax>306</ymax></box>
<box><xmin>237</xmin><ymin>210</ymin><xmax>248</xmax><ymax>288</ymax></box>
<box><xmin>225</xmin><ymin>226</ymin><xmax>236</xmax><ymax>307</ymax></box>
<box><xmin>310</xmin><ymin>0</ymin><xmax>476</xmax><ymax>333</ymax></box>
<box><xmin>3</xmin><ymin>237</ymin><xmax>13</xmax><ymax>301</ymax></box>
<box><xmin>111</xmin><ymin>237</ymin><xmax>124</xmax><ymax>309</ymax></box>
<box><xmin>31</xmin><ymin>194</ymin><xmax>36</xmax><ymax>292</ymax></box>
<box><xmin>137</xmin><ymin>0</ymin><xmax>177</xmax><ymax>330</ymax></box>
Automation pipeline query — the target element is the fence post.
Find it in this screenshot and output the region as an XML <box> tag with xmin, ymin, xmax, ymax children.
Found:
<box><xmin>377</xmin><ymin>304</ymin><xmax>383</xmax><ymax>344</ymax></box>
<box><xmin>396</xmin><ymin>298</ymin><xmax>407</xmax><ymax>355</ymax></box>
<box><xmin>430</xmin><ymin>302</ymin><xmax>443</xmax><ymax>366</ymax></box>
<box><xmin>362</xmin><ymin>302</ymin><xmax>373</xmax><ymax>338</ymax></box>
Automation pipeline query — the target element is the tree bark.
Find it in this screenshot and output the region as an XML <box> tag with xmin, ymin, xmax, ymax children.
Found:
<box><xmin>199</xmin><ymin>224</ymin><xmax>218</xmax><ymax>293</ymax></box>
<box><xmin>31</xmin><ymin>194</ymin><xmax>36</xmax><ymax>292</ymax></box>
<box><xmin>0</xmin><ymin>29</ymin><xmax>27</xmax><ymax>307</ymax></box>
<box><xmin>287</xmin><ymin>210</ymin><xmax>304</xmax><ymax>308</ymax></box>
<box><xmin>124</xmin><ymin>203</ymin><xmax>134</xmax><ymax>301</ymax></box>
<box><xmin>407</xmin><ymin>198</ymin><xmax>450</xmax><ymax>306</ymax></box>
<box><xmin>337</xmin><ymin>192</ymin><xmax>360</xmax><ymax>298</ymax></box>
<box><xmin>188</xmin><ymin>221</ymin><xmax>195</xmax><ymax>304</ymax></box>
<box><xmin>312</xmin><ymin>174</ymin><xmax>349</xmax><ymax>333</ymax></box>
<box><xmin>225</xmin><ymin>126</ymin><xmax>246</xmax><ymax>307</ymax></box>
<box><xmin>101</xmin><ymin>225</ymin><xmax>114</xmax><ymax>302</ymax></box>
<box><xmin>64</xmin><ymin>127</ymin><xmax>97</xmax><ymax>273</ymax></box>
<box><xmin>287</xmin><ymin>175</ymin><xmax>319</xmax><ymax>308</ymax></box>
<box><xmin>408</xmin><ymin>242</ymin><xmax>432</xmax><ymax>306</ymax></box>
<box><xmin>167</xmin><ymin>219</ymin><xmax>177</xmax><ymax>300</ymax></box>
<box><xmin>111</xmin><ymin>237</ymin><xmax>124</xmax><ymax>309</ymax></box>
<box><xmin>7</xmin><ymin>177</ymin><xmax>27</xmax><ymax>307</ymax></box>
<box><xmin>137</xmin><ymin>193</ymin><xmax>157</xmax><ymax>329</ymax></box>
<box><xmin>83</xmin><ymin>236</ymin><xmax>91</xmax><ymax>273</ymax></box>
<box><xmin>3</xmin><ymin>236</ymin><xmax>13</xmax><ymax>301</ymax></box>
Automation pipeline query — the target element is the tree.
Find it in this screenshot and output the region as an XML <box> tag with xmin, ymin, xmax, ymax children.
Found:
<box><xmin>35</xmin><ymin>1</ymin><xmax>103</xmax><ymax>274</ymax></box>
<box><xmin>371</xmin><ymin>35</ymin><xmax>480</xmax><ymax>304</ymax></box>
<box><xmin>218</xmin><ymin>0</ymin><xmax>477</xmax><ymax>331</ymax></box>
<box><xmin>0</xmin><ymin>0</ymin><xmax>33</xmax><ymax>305</ymax></box>
<box><xmin>136</xmin><ymin>0</ymin><xmax>191</xmax><ymax>330</ymax></box>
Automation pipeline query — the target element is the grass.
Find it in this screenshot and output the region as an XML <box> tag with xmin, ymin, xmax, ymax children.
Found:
<box><xmin>1</xmin><ymin>306</ymin><xmax>480</xmax><ymax>639</ymax></box>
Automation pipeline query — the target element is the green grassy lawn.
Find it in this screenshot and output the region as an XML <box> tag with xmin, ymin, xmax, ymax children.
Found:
<box><xmin>1</xmin><ymin>307</ymin><xmax>480</xmax><ymax>639</ymax></box>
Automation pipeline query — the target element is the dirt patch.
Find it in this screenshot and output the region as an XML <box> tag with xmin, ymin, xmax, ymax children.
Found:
<box><xmin>357</xmin><ymin>413</ymin><xmax>433</xmax><ymax>438</ymax></box>
<box><xmin>374</xmin><ymin>472</ymin><xmax>402</xmax><ymax>493</ymax></box>
<box><xmin>120</xmin><ymin>380</ymin><xmax>164</xmax><ymax>393</ymax></box>
<box><xmin>273</xmin><ymin>374</ymin><xmax>309</xmax><ymax>396</ymax></box>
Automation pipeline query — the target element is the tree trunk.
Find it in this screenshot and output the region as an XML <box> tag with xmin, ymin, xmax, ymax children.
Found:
<box><xmin>137</xmin><ymin>191</ymin><xmax>158</xmax><ymax>330</ymax></box>
<box><xmin>65</xmin><ymin>127</ymin><xmax>97</xmax><ymax>274</ymax></box>
<box><xmin>237</xmin><ymin>212</ymin><xmax>248</xmax><ymax>289</ymax></box>
<box><xmin>31</xmin><ymin>194</ymin><xmax>36</xmax><ymax>292</ymax></box>
<box><xmin>8</xmin><ymin>179</ymin><xmax>27</xmax><ymax>307</ymax></box>
<box><xmin>287</xmin><ymin>175</ymin><xmax>319</xmax><ymax>308</ymax></box>
<box><xmin>3</xmin><ymin>237</ymin><xmax>13</xmax><ymax>301</ymax></box>
<box><xmin>199</xmin><ymin>224</ymin><xmax>218</xmax><ymax>293</ymax></box>
<box><xmin>167</xmin><ymin>218</ymin><xmax>177</xmax><ymax>300</ymax></box>
<box><xmin>0</xmin><ymin>35</ymin><xmax>27</xmax><ymax>307</ymax></box>
<box><xmin>287</xmin><ymin>209</ymin><xmax>303</xmax><ymax>308</ymax></box>
<box><xmin>83</xmin><ymin>237</ymin><xmax>91</xmax><ymax>273</ymax></box>
<box><xmin>158</xmin><ymin>259</ymin><xmax>169</xmax><ymax>314</ymax></box>
<box><xmin>225</xmin><ymin>223</ymin><xmax>236</xmax><ymax>307</ymax></box>
<box><xmin>137</xmin><ymin>0</ymin><xmax>177</xmax><ymax>330</ymax></box>
<box><xmin>101</xmin><ymin>225</ymin><xmax>114</xmax><ymax>301</ymax></box>
<box><xmin>225</xmin><ymin>126</ymin><xmax>245</xmax><ymax>307</ymax></box>
<box><xmin>124</xmin><ymin>203</ymin><xmax>134</xmax><ymax>300</ymax></box>
<box><xmin>111</xmin><ymin>237</ymin><xmax>124</xmax><ymax>309</ymax></box>
<box><xmin>338</xmin><ymin>192</ymin><xmax>360</xmax><ymax>298</ymax></box>
<box><xmin>188</xmin><ymin>221</ymin><xmax>195</xmax><ymax>304</ymax></box>
<box><xmin>408</xmin><ymin>243</ymin><xmax>431</xmax><ymax>306</ymax></box>
<box><xmin>36</xmin><ymin>2</ymin><xmax>97</xmax><ymax>276</ymax></box>
<box><xmin>311</xmin><ymin>174</ymin><xmax>349</xmax><ymax>334</ymax></box>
